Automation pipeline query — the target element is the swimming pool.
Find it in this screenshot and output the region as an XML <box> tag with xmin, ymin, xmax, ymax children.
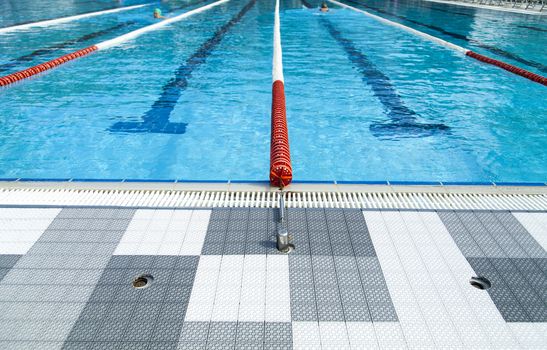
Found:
<box><xmin>0</xmin><ymin>0</ymin><xmax>545</xmax><ymax>183</ymax></box>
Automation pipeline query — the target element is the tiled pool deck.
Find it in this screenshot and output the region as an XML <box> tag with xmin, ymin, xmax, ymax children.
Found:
<box><xmin>0</xmin><ymin>184</ymin><xmax>546</xmax><ymax>349</ymax></box>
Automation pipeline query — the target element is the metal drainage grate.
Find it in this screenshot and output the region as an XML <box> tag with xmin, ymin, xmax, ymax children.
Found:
<box><xmin>1</xmin><ymin>187</ymin><xmax>546</xmax><ymax>210</ymax></box>
<box><xmin>132</xmin><ymin>274</ymin><xmax>154</xmax><ymax>289</ymax></box>
<box><xmin>470</xmin><ymin>276</ymin><xmax>491</xmax><ymax>290</ymax></box>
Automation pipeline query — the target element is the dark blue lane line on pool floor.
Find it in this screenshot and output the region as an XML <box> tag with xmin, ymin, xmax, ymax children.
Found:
<box><xmin>344</xmin><ymin>0</ymin><xmax>547</xmax><ymax>74</ymax></box>
<box><xmin>0</xmin><ymin>21</ymin><xmax>136</xmax><ymax>73</ymax></box>
<box><xmin>312</xmin><ymin>12</ymin><xmax>449</xmax><ymax>137</ymax></box>
<box><xmin>109</xmin><ymin>0</ymin><xmax>257</xmax><ymax>134</ymax></box>
<box><xmin>518</xmin><ymin>25</ymin><xmax>547</xmax><ymax>32</ymax></box>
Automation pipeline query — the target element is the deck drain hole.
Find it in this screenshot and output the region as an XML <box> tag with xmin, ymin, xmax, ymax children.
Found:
<box><xmin>132</xmin><ymin>274</ymin><xmax>153</xmax><ymax>289</ymax></box>
<box><xmin>470</xmin><ymin>276</ymin><xmax>491</xmax><ymax>290</ymax></box>
<box><xmin>280</xmin><ymin>243</ymin><xmax>295</xmax><ymax>254</ymax></box>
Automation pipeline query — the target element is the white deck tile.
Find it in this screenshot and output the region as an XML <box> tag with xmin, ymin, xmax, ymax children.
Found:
<box><xmin>374</xmin><ymin>322</ymin><xmax>408</xmax><ymax>350</ymax></box>
<box><xmin>184</xmin><ymin>255</ymin><xmax>222</xmax><ymax>321</ymax></box>
<box><xmin>179</xmin><ymin>210</ymin><xmax>211</xmax><ymax>255</ymax></box>
<box><xmin>362</xmin><ymin>212</ymin><xmax>418</xmax><ymax>349</ymax></box>
<box><xmin>0</xmin><ymin>208</ymin><xmax>60</xmax><ymax>254</ymax></box>
<box><xmin>211</xmin><ymin>255</ymin><xmax>244</xmax><ymax>322</ymax></box>
<box><xmin>401</xmin><ymin>211</ymin><xmax>479</xmax><ymax>348</ymax></box>
<box><xmin>319</xmin><ymin>322</ymin><xmax>351</xmax><ymax>349</ymax></box>
<box><xmin>238</xmin><ymin>255</ymin><xmax>266</xmax><ymax>322</ymax></box>
<box><xmin>265</xmin><ymin>254</ymin><xmax>291</xmax><ymax>322</ymax></box>
<box><xmin>292</xmin><ymin>322</ymin><xmax>321</xmax><ymax>349</ymax></box>
<box><xmin>512</xmin><ymin>212</ymin><xmax>547</xmax><ymax>251</ymax></box>
<box><xmin>186</xmin><ymin>254</ymin><xmax>290</xmax><ymax>323</ymax></box>
<box><xmin>508</xmin><ymin>323</ymin><xmax>547</xmax><ymax>349</ymax></box>
<box><xmin>346</xmin><ymin>322</ymin><xmax>378</xmax><ymax>350</ymax></box>
<box><xmin>382</xmin><ymin>211</ymin><xmax>464</xmax><ymax>348</ymax></box>
<box><xmin>113</xmin><ymin>209</ymin><xmax>210</xmax><ymax>255</ymax></box>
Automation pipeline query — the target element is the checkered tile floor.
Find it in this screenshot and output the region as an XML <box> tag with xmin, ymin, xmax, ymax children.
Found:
<box><xmin>0</xmin><ymin>207</ymin><xmax>545</xmax><ymax>349</ymax></box>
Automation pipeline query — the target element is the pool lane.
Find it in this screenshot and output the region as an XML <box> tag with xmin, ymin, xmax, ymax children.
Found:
<box><xmin>0</xmin><ymin>4</ymin><xmax>146</xmax><ymax>32</ymax></box>
<box><xmin>0</xmin><ymin>21</ymin><xmax>136</xmax><ymax>73</ymax></box>
<box><xmin>0</xmin><ymin>0</ymin><xmax>148</xmax><ymax>28</ymax></box>
<box><xmin>303</xmin><ymin>0</ymin><xmax>450</xmax><ymax>139</ymax></box>
<box><xmin>142</xmin><ymin>0</ymin><xmax>274</xmax><ymax>178</ymax></box>
<box><xmin>282</xmin><ymin>1</ymin><xmax>546</xmax><ymax>182</ymax></box>
<box><xmin>109</xmin><ymin>0</ymin><xmax>258</xmax><ymax>134</ymax></box>
<box><xmin>319</xmin><ymin>16</ymin><xmax>450</xmax><ymax>137</ymax></box>
<box><xmin>0</xmin><ymin>0</ymin><xmax>208</xmax><ymax>75</ymax></box>
<box><xmin>341</xmin><ymin>0</ymin><xmax>547</xmax><ymax>74</ymax></box>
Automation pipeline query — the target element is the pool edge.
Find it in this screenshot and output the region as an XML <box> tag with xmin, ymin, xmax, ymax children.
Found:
<box><xmin>0</xmin><ymin>179</ymin><xmax>546</xmax><ymax>195</ymax></box>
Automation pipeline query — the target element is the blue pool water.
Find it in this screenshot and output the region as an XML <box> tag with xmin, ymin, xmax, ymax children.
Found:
<box><xmin>0</xmin><ymin>0</ymin><xmax>545</xmax><ymax>183</ymax></box>
<box><xmin>0</xmin><ymin>0</ymin><xmax>149</xmax><ymax>28</ymax></box>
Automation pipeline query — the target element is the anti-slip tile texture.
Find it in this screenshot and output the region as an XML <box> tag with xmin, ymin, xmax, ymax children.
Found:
<box><xmin>0</xmin><ymin>207</ymin><xmax>545</xmax><ymax>349</ymax></box>
<box><xmin>439</xmin><ymin>211</ymin><xmax>547</xmax><ymax>323</ymax></box>
<box><xmin>0</xmin><ymin>208</ymin><xmax>135</xmax><ymax>349</ymax></box>
<box><xmin>0</xmin><ymin>254</ymin><xmax>21</xmax><ymax>282</ymax></box>
<box><xmin>63</xmin><ymin>255</ymin><xmax>199</xmax><ymax>349</ymax></box>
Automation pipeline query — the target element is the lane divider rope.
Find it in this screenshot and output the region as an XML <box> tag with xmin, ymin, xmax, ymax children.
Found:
<box><xmin>270</xmin><ymin>0</ymin><xmax>293</xmax><ymax>188</ymax></box>
<box><xmin>465</xmin><ymin>51</ymin><xmax>547</xmax><ymax>85</ymax></box>
<box><xmin>0</xmin><ymin>3</ymin><xmax>152</xmax><ymax>34</ymax></box>
<box><xmin>95</xmin><ymin>0</ymin><xmax>229</xmax><ymax>50</ymax></box>
<box><xmin>328</xmin><ymin>0</ymin><xmax>547</xmax><ymax>86</ymax></box>
<box><xmin>0</xmin><ymin>46</ymin><xmax>98</xmax><ymax>86</ymax></box>
<box><xmin>0</xmin><ymin>0</ymin><xmax>230</xmax><ymax>87</ymax></box>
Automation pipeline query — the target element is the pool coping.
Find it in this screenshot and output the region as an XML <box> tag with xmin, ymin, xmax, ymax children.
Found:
<box><xmin>421</xmin><ymin>0</ymin><xmax>547</xmax><ymax>15</ymax></box>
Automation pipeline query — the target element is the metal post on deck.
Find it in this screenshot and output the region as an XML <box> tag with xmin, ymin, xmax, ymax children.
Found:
<box><xmin>276</xmin><ymin>192</ymin><xmax>294</xmax><ymax>253</ymax></box>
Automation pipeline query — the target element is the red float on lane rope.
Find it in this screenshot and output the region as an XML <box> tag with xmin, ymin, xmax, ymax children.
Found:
<box><xmin>0</xmin><ymin>45</ymin><xmax>98</xmax><ymax>87</ymax></box>
<box><xmin>269</xmin><ymin>0</ymin><xmax>292</xmax><ymax>188</ymax></box>
<box><xmin>270</xmin><ymin>80</ymin><xmax>292</xmax><ymax>188</ymax></box>
<box><xmin>466</xmin><ymin>51</ymin><xmax>547</xmax><ymax>86</ymax></box>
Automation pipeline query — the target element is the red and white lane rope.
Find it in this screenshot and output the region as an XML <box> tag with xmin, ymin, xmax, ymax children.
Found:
<box><xmin>270</xmin><ymin>0</ymin><xmax>293</xmax><ymax>188</ymax></box>
<box><xmin>0</xmin><ymin>0</ymin><xmax>230</xmax><ymax>87</ymax></box>
<box><xmin>96</xmin><ymin>0</ymin><xmax>229</xmax><ymax>50</ymax></box>
<box><xmin>0</xmin><ymin>45</ymin><xmax>98</xmax><ymax>86</ymax></box>
<box><xmin>329</xmin><ymin>0</ymin><xmax>547</xmax><ymax>86</ymax></box>
<box><xmin>0</xmin><ymin>3</ymin><xmax>152</xmax><ymax>34</ymax></box>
